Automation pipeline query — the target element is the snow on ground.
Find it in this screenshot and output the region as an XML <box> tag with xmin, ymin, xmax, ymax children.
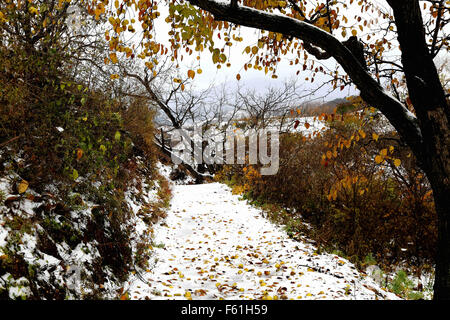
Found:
<box><xmin>0</xmin><ymin>159</ymin><xmax>166</xmax><ymax>299</ymax></box>
<box><xmin>126</xmin><ymin>183</ymin><xmax>399</xmax><ymax>300</ymax></box>
<box><xmin>156</xmin><ymin>162</ymin><xmax>196</xmax><ymax>185</ymax></box>
<box><xmin>156</xmin><ymin>162</ymin><xmax>171</xmax><ymax>182</ymax></box>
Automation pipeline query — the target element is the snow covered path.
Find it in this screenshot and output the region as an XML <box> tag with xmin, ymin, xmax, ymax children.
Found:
<box><xmin>127</xmin><ymin>183</ymin><xmax>398</xmax><ymax>300</ymax></box>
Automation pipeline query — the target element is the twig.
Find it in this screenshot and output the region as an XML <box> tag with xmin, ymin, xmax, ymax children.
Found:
<box><xmin>0</xmin><ymin>136</ymin><xmax>20</xmax><ymax>148</ymax></box>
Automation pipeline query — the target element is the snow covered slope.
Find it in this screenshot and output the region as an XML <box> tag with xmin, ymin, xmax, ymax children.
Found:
<box><xmin>126</xmin><ymin>183</ymin><xmax>399</xmax><ymax>300</ymax></box>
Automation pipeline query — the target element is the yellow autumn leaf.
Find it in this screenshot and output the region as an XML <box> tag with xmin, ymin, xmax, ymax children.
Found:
<box><xmin>187</xmin><ymin>69</ymin><xmax>195</xmax><ymax>79</ymax></box>
<box><xmin>145</xmin><ymin>61</ymin><xmax>154</xmax><ymax>69</ymax></box>
<box><xmin>359</xmin><ymin>130</ymin><xmax>366</xmax><ymax>139</ymax></box>
<box><xmin>344</xmin><ymin>140</ymin><xmax>351</xmax><ymax>149</ymax></box>
<box><xmin>375</xmin><ymin>155</ymin><xmax>383</xmax><ymax>164</ymax></box>
<box><xmin>109</xmin><ymin>52</ymin><xmax>118</xmax><ymax>64</ymax></box>
<box><xmin>18</xmin><ymin>180</ymin><xmax>29</xmax><ymax>194</ymax></box>
<box><xmin>394</xmin><ymin>158</ymin><xmax>401</xmax><ymax>167</ymax></box>
<box><xmin>29</xmin><ymin>7</ymin><xmax>39</xmax><ymax>15</ymax></box>
<box><xmin>372</xmin><ymin>133</ymin><xmax>379</xmax><ymax>141</ymax></box>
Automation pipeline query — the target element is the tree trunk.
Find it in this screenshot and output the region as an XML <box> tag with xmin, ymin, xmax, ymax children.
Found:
<box><xmin>387</xmin><ymin>0</ymin><xmax>450</xmax><ymax>299</ymax></box>
<box><xmin>429</xmin><ymin>159</ymin><xmax>450</xmax><ymax>299</ymax></box>
<box><xmin>422</xmin><ymin>111</ymin><xmax>450</xmax><ymax>299</ymax></box>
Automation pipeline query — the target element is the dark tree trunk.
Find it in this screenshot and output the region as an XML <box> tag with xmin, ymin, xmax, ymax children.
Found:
<box><xmin>387</xmin><ymin>0</ymin><xmax>450</xmax><ymax>299</ymax></box>
<box><xmin>428</xmin><ymin>157</ymin><xmax>450</xmax><ymax>299</ymax></box>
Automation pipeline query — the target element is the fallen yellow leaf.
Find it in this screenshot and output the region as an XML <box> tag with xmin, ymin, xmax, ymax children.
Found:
<box><xmin>18</xmin><ymin>180</ymin><xmax>28</xmax><ymax>194</ymax></box>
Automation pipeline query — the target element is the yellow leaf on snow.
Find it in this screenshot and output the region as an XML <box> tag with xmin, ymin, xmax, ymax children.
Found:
<box><xmin>18</xmin><ymin>180</ymin><xmax>29</xmax><ymax>194</ymax></box>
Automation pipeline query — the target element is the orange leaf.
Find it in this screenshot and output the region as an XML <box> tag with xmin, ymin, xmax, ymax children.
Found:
<box><xmin>109</xmin><ymin>52</ymin><xmax>118</xmax><ymax>64</ymax></box>
<box><xmin>372</xmin><ymin>133</ymin><xmax>379</xmax><ymax>142</ymax></box>
<box><xmin>375</xmin><ymin>155</ymin><xmax>383</xmax><ymax>164</ymax></box>
<box><xmin>76</xmin><ymin>148</ymin><xmax>83</xmax><ymax>160</ymax></box>
<box><xmin>187</xmin><ymin>70</ymin><xmax>195</xmax><ymax>79</ymax></box>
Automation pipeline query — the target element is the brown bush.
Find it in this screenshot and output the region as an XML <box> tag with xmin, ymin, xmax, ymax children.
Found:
<box><xmin>122</xmin><ymin>98</ymin><xmax>158</xmax><ymax>159</ymax></box>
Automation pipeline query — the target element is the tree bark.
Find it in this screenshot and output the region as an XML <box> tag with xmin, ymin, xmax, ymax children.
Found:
<box><xmin>387</xmin><ymin>0</ymin><xmax>450</xmax><ymax>300</ymax></box>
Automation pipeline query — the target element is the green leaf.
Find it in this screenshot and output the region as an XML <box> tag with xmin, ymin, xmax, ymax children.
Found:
<box><xmin>114</xmin><ymin>131</ymin><xmax>121</xmax><ymax>142</ymax></box>
<box><xmin>72</xmin><ymin>169</ymin><xmax>79</xmax><ymax>180</ymax></box>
